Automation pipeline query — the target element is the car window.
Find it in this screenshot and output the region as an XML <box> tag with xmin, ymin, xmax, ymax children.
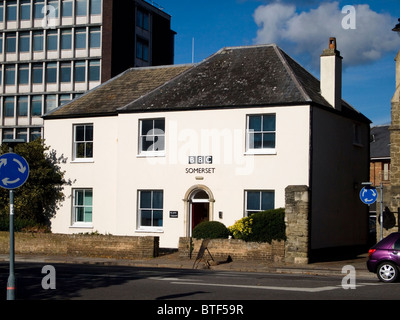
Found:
<box><xmin>393</xmin><ymin>238</ymin><xmax>400</xmax><ymax>250</ymax></box>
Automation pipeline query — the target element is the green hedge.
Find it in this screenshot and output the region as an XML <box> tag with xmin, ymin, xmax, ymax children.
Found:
<box><xmin>229</xmin><ymin>208</ymin><xmax>286</xmax><ymax>243</ymax></box>
<box><xmin>192</xmin><ymin>221</ymin><xmax>230</xmax><ymax>239</ymax></box>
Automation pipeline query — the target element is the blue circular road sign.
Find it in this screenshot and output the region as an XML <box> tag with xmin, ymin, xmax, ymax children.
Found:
<box><xmin>0</xmin><ymin>153</ymin><xmax>29</xmax><ymax>189</ymax></box>
<box><xmin>360</xmin><ymin>186</ymin><xmax>378</xmax><ymax>205</ymax></box>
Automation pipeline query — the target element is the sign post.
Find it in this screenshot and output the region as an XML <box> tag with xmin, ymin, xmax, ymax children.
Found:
<box><xmin>1</xmin><ymin>140</ymin><xmax>29</xmax><ymax>300</ymax></box>
<box><xmin>360</xmin><ymin>182</ymin><xmax>384</xmax><ymax>241</ymax></box>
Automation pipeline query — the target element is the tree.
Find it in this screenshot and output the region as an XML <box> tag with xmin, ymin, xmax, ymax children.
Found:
<box><xmin>0</xmin><ymin>139</ymin><xmax>71</xmax><ymax>230</ymax></box>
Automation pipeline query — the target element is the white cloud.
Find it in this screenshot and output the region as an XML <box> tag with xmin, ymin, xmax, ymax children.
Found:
<box><xmin>253</xmin><ymin>1</ymin><xmax>399</xmax><ymax>68</ymax></box>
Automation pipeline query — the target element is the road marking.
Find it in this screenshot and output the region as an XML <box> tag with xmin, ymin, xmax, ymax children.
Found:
<box><xmin>170</xmin><ymin>281</ymin><xmax>341</xmax><ymax>293</ymax></box>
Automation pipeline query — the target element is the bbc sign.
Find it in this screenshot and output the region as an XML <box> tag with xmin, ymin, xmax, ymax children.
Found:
<box><xmin>188</xmin><ymin>156</ymin><xmax>213</xmax><ymax>165</ymax></box>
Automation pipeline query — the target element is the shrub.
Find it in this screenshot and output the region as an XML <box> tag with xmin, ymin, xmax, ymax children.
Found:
<box><xmin>192</xmin><ymin>221</ymin><xmax>230</xmax><ymax>239</ymax></box>
<box><xmin>229</xmin><ymin>208</ymin><xmax>286</xmax><ymax>243</ymax></box>
<box><xmin>228</xmin><ymin>216</ymin><xmax>253</xmax><ymax>240</ymax></box>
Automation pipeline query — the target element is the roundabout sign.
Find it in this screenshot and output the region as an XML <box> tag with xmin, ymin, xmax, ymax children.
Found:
<box><xmin>0</xmin><ymin>153</ymin><xmax>29</xmax><ymax>190</ymax></box>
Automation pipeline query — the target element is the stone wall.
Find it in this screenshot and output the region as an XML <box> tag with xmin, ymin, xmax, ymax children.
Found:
<box><xmin>178</xmin><ymin>237</ymin><xmax>285</xmax><ymax>263</ymax></box>
<box><xmin>284</xmin><ymin>185</ymin><xmax>310</xmax><ymax>264</ymax></box>
<box><xmin>0</xmin><ymin>232</ymin><xmax>159</xmax><ymax>259</ymax></box>
<box><xmin>388</xmin><ymin>50</ymin><xmax>400</xmax><ymax>239</ymax></box>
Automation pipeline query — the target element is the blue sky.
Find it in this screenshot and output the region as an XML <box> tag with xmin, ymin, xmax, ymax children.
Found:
<box><xmin>157</xmin><ymin>0</ymin><xmax>400</xmax><ymax>126</ymax></box>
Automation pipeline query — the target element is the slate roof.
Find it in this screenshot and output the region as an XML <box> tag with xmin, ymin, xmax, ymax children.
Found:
<box><xmin>44</xmin><ymin>64</ymin><xmax>193</xmax><ymax>119</ymax></box>
<box><xmin>44</xmin><ymin>44</ymin><xmax>370</xmax><ymax>123</ymax></box>
<box><xmin>370</xmin><ymin>125</ymin><xmax>390</xmax><ymax>159</ymax></box>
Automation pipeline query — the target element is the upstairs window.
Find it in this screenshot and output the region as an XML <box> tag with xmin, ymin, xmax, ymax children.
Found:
<box><xmin>246</xmin><ymin>114</ymin><xmax>276</xmax><ymax>154</ymax></box>
<box><xmin>137</xmin><ymin>8</ymin><xmax>149</xmax><ymax>31</ymax></box>
<box><xmin>139</xmin><ymin>118</ymin><xmax>165</xmax><ymax>155</ymax></box>
<box><xmin>74</xmin><ymin>124</ymin><xmax>94</xmax><ymax>160</ymax></box>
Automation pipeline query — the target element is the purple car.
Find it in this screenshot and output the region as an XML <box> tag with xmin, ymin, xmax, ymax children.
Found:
<box><xmin>367</xmin><ymin>232</ymin><xmax>400</xmax><ymax>283</ymax></box>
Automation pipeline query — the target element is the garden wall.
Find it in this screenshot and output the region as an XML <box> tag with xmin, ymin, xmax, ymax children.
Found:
<box><xmin>178</xmin><ymin>237</ymin><xmax>285</xmax><ymax>262</ymax></box>
<box><xmin>0</xmin><ymin>232</ymin><xmax>159</xmax><ymax>259</ymax></box>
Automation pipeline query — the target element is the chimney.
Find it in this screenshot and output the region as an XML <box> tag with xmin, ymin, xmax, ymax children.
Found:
<box><xmin>320</xmin><ymin>37</ymin><xmax>343</xmax><ymax>111</ymax></box>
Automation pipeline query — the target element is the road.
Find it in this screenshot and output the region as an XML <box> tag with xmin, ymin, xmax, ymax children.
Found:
<box><xmin>0</xmin><ymin>262</ymin><xmax>399</xmax><ymax>302</ymax></box>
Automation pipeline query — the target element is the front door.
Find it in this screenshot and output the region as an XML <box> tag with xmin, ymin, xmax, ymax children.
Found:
<box><xmin>191</xmin><ymin>202</ymin><xmax>209</xmax><ymax>230</ymax></box>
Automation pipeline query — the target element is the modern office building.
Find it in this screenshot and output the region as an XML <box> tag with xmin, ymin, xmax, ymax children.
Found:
<box><xmin>0</xmin><ymin>0</ymin><xmax>175</xmax><ymax>142</ymax></box>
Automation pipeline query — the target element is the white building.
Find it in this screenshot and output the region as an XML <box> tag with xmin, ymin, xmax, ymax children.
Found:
<box><xmin>43</xmin><ymin>40</ymin><xmax>371</xmax><ymax>250</ymax></box>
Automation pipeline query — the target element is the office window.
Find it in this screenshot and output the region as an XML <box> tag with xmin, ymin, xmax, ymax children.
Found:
<box><xmin>33</xmin><ymin>0</ymin><xmax>44</xmax><ymax>19</ymax></box>
<box><xmin>245</xmin><ymin>191</ymin><xmax>275</xmax><ymax>216</ymax></box>
<box><xmin>136</xmin><ymin>38</ymin><xmax>148</xmax><ymax>62</ymax></box>
<box><xmin>75</xmin><ymin>27</ymin><xmax>86</xmax><ymax>49</ymax></box>
<box><xmin>139</xmin><ymin>118</ymin><xmax>165</xmax><ymax>154</ymax></box>
<box><xmin>59</xmin><ymin>94</ymin><xmax>70</xmax><ymax>106</ymax></box>
<box><xmin>138</xmin><ymin>190</ymin><xmax>163</xmax><ymax>228</ymax></box>
<box><xmin>30</xmin><ymin>128</ymin><xmax>42</xmax><ymax>141</ymax></box>
<box><xmin>4</xmin><ymin>97</ymin><xmax>15</xmax><ymax>117</ymax></box>
<box><xmin>76</xmin><ymin>0</ymin><xmax>87</xmax><ymax>16</ymax></box>
<box><xmin>47</xmin><ymin>30</ymin><xmax>58</xmax><ymax>51</ymax></box>
<box><xmin>32</xmin><ymin>63</ymin><xmax>43</xmax><ymax>84</ymax></box>
<box><xmin>31</xmin><ymin>95</ymin><xmax>42</xmax><ymax>116</ymax></box>
<box><xmin>0</xmin><ymin>35</ymin><xmax>3</xmax><ymax>53</ymax></box>
<box><xmin>20</xmin><ymin>0</ymin><xmax>31</xmax><ymax>20</ymax></box>
<box><xmin>18</xmin><ymin>96</ymin><xmax>28</xmax><ymax>117</ymax></box>
<box><xmin>16</xmin><ymin>129</ymin><xmax>28</xmax><ymax>142</ymax></box>
<box><xmin>62</xmin><ymin>0</ymin><xmax>72</xmax><ymax>17</ymax></box>
<box><xmin>137</xmin><ymin>8</ymin><xmax>149</xmax><ymax>31</ymax></box>
<box><xmin>2</xmin><ymin>129</ymin><xmax>14</xmax><ymax>140</ymax></box>
<box><xmin>6</xmin><ymin>1</ymin><xmax>17</xmax><ymax>21</ymax></box>
<box><xmin>74</xmin><ymin>61</ymin><xmax>85</xmax><ymax>82</ymax></box>
<box><xmin>18</xmin><ymin>64</ymin><xmax>29</xmax><ymax>84</ymax></box>
<box><xmin>45</xmin><ymin>94</ymin><xmax>57</xmax><ymax>113</ymax></box>
<box><xmin>88</xmin><ymin>59</ymin><xmax>100</xmax><ymax>81</ymax></box>
<box><xmin>46</xmin><ymin>62</ymin><xmax>57</xmax><ymax>83</ymax></box>
<box><xmin>0</xmin><ymin>2</ymin><xmax>3</xmax><ymax>22</ymax></box>
<box><xmin>89</xmin><ymin>27</ymin><xmax>101</xmax><ymax>48</ymax></box>
<box><xmin>33</xmin><ymin>31</ymin><xmax>44</xmax><ymax>51</ymax></box>
<box><xmin>246</xmin><ymin>114</ymin><xmax>276</xmax><ymax>152</ymax></box>
<box><xmin>5</xmin><ymin>65</ymin><xmax>15</xmax><ymax>85</ymax></box>
<box><xmin>61</xmin><ymin>29</ymin><xmax>72</xmax><ymax>50</ymax></box>
<box><xmin>48</xmin><ymin>0</ymin><xmax>59</xmax><ymax>17</ymax></box>
<box><xmin>90</xmin><ymin>0</ymin><xmax>101</xmax><ymax>15</ymax></box>
<box><xmin>6</xmin><ymin>33</ymin><xmax>16</xmax><ymax>53</ymax></box>
<box><xmin>19</xmin><ymin>31</ymin><xmax>30</xmax><ymax>52</ymax></box>
<box><xmin>60</xmin><ymin>62</ymin><xmax>71</xmax><ymax>82</ymax></box>
<box><xmin>72</xmin><ymin>189</ymin><xmax>93</xmax><ymax>225</ymax></box>
<box><xmin>74</xmin><ymin>124</ymin><xmax>93</xmax><ymax>159</ymax></box>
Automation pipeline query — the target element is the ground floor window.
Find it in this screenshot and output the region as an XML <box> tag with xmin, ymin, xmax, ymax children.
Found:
<box><xmin>245</xmin><ymin>190</ymin><xmax>274</xmax><ymax>216</ymax></box>
<box><xmin>138</xmin><ymin>190</ymin><xmax>163</xmax><ymax>229</ymax></box>
<box><xmin>72</xmin><ymin>189</ymin><xmax>93</xmax><ymax>225</ymax></box>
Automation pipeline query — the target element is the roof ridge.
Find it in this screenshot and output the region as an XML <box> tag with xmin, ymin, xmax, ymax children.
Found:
<box><xmin>273</xmin><ymin>46</ymin><xmax>311</xmax><ymax>102</ymax></box>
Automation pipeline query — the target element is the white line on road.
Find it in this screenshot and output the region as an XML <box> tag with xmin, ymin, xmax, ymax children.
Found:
<box><xmin>170</xmin><ymin>281</ymin><xmax>342</xmax><ymax>293</ymax></box>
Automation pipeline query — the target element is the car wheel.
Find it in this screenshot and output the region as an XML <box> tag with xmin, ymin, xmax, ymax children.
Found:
<box><xmin>377</xmin><ymin>262</ymin><xmax>399</xmax><ymax>283</ymax></box>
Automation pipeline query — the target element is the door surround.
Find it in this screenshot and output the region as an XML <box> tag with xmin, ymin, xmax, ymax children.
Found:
<box><xmin>183</xmin><ymin>185</ymin><xmax>215</xmax><ymax>237</ymax></box>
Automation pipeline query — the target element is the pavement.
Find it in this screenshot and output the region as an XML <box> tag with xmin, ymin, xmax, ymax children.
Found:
<box><xmin>0</xmin><ymin>250</ymin><xmax>375</xmax><ymax>279</ymax></box>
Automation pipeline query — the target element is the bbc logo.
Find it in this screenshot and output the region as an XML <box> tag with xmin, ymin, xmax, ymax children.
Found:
<box><xmin>189</xmin><ymin>156</ymin><xmax>213</xmax><ymax>165</ymax></box>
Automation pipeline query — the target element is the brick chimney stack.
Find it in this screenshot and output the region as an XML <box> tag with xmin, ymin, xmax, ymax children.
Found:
<box><xmin>320</xmin><ymin>37</ymin><xmax>343</xmax><ymax>111</ymax></box>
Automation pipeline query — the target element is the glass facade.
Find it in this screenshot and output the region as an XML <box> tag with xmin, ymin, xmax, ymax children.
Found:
<box><xmin>0</xmin><ymin>0</ymin><xmax>103</xmax><ymax>141</ymax></box>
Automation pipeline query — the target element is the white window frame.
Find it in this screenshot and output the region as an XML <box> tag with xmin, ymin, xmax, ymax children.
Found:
<box><xmin>245</xmin><ymin>114</ymin><xmax>277</xmax><ymax>155</ymax></box>
<box><xmin>136</xmin><ymin>190</ymin><xmax>164</xmax><ymax>232</ymax></box>
<box><xmin>73</xmin><ymin>123</ymin><xmax>94</xmax><ymax>162</ymax></box>
<box><xmin>244</xmin><ymin>190</ymin><xmax>275</xmax><ymax>217</ymax></box>
<box><xmin>71</xmin><ymin>188</ymin><xmax>93</xmax><ymax>228</ymax></box>
<box><xmin>138</xmin><ymin>118</ymin><xmax>165</xmax><ymax>157</ymax></box>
